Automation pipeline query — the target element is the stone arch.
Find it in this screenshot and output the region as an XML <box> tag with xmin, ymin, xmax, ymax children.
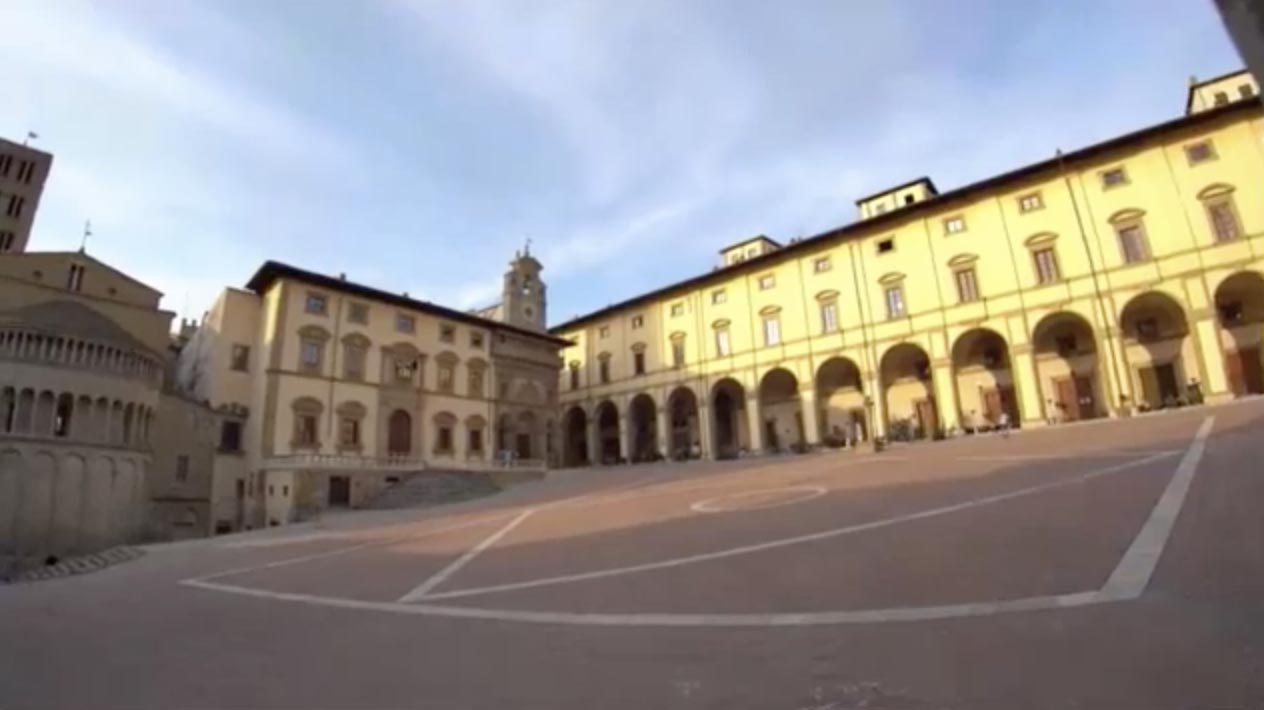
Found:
<box><xmin>1032</xmin><ymin>311</ymin><xmax>1105</xmax><ymax>422</ymax></box>
<box><xmin>34</xmin><ymin>390</ymin><xmax>56</xmax><ymax>437</ymax></box>
<box><xmin>666</xmin><ymin>386</ymin><xmax>700</xmax><ymax>460</ymax></box>
<box><xmin>1119</xmin><ymin>291</ymin><xmax>1193</xmax><ymax>410</ymax></box>
<box><xmin>951</xmin><ymin>328</ymin><xmax>1019</xmax><ymax>432</ymax></box>
<box><xmin>758</xmin><ymin>367</ymin><xmax>803</xmax><ymax>452</ymax></box>
<box><xmin>710</xmin><ymin>378</ymin><xmax>748</xmax><ymax>459</ymax></box>
<box><xmin>594</xmin><ymin>400</ymin><xmax>620</xmax><ymax>465</ymax></box>
<box><xmin>626</xmin><ymin>393</ymin><xmax>659</xmax><ymax>462</ymax></box>
<box><xmin>816</xmin><ymin>356</ymin><xmax>866</xmax><ymax>444</ymax></box>
<box><xmin>1213</xmin><ymin>270</ymin><xmax>1264</xmax><ymax>396</ymax></box>
<box><xmin>879</xmin><ymin>342</ymin><xmax>937</xmax><ymax>440</ymax></box>
<box><xmin>562</xmin><ymin>405</ymin><xmax>589</xmax><ymax>467</ymax></box>
<box><xmin>1</xmin><ymin>387</ymin><xmax>15</xmax><ymax>434</ymax></box>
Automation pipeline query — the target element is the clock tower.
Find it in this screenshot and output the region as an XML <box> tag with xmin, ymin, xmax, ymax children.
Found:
<box><xmin>502</xmin><ymin>243</ymin><xmax>546</xmax><ymax>331</ymax></box>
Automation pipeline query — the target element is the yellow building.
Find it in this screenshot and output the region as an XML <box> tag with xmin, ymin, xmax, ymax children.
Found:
<box><xmin>552</xmin><ymin>70</ymin><xmax>1264</xmax><ymax>465</ymax></box>
<box><xmin>180</xmin><ymin>252</ymin><xmax>567</xmax><ymax>526</ymax></box>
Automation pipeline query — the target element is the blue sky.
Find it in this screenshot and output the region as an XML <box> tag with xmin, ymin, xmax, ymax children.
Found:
<box><xmin>0</xmin><ymin>0</ymin><xmax>1243</xmax><ymax>326</ymax></box>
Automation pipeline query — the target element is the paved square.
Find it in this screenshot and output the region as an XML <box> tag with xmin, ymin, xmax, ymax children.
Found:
<box><xmin>3</xmin><ymin>402</ymin><xmax>1264</xmax><ymax>709</ymax></box>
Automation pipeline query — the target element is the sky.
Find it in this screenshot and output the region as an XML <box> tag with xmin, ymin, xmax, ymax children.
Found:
<box><xmin>0</xmin><ymin>0</ymin><xmax>1245</xmax><ymax>327</ymax></box>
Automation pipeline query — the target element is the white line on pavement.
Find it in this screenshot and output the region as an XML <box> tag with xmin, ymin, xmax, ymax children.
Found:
<box><xmin>1100</xmin><ymin>416</ymin><xmax>1214</xmax><ymax>598</ymax></box>
<box><xmin>957</xmin><ymin>450</ymin><xmax>1181</xmax><ymax>462</ymax></box>
<box><xmin>397</xmin><ymin>509</ymin><xmax>536</xmax><ymax>603</ymax></box>
<box><xmin>415</xmin><ymin>451</ymin><xmax>1177</xmax><ymax>602</ymax></box>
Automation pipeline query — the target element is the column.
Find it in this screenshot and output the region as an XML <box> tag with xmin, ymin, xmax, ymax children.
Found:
<box><xmin>1009</xmin><ymin>346</ymin><xmax>1045</xmax><ymax>426</ymax></box>
<box><xmin>617</xmin><ymin>415</ymin><xmax>630</xmax><ymax>462</ymax></box>
<box><xmin>655</xmin><ymin>406</ymin><xmax>670</xmax><ymax>459</ymax></box>
<box><xmin>930</xmin><ymin>360</ymin><xmax>959</xmax><ymax>435</ymax></box>
<box><xmin>745</xmin><ymin>394</ymin><xmax>765</xmax><ymax>454</ymax></box>
<box><xmin>1100</xmin><ymin>329</ymin><xmax>1133</xmax><ymax>415</ymax></box>
<box><xmin>1192</xmin><ymin>316</ymin><xmax>1230</xmax><ymax>400</ymax></box>
<box><xmin>697</xmin><ymin>401</ymin><xmax>714</xmax><ymax>460</ymax></box>
<box><xmin>867</xmin><ymin>371</ymin><xmax>886</xmax><ymax>440</ymax></box>
<box><xmin>800</xmin><ymin>391</ymin><xmax>821</xmax><ymax>445</ymax></box>
<box><xmin>587</xmin><ymin>416</ymin><xmax>601</xmax><ymax>465</ymax></box>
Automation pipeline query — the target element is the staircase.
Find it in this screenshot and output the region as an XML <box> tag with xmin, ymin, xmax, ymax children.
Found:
<box><xmin>368</xmin><ymin>470</ymin><xmax>502</xmax><ymax>510</ymax></box>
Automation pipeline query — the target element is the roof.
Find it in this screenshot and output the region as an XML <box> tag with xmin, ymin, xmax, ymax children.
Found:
<box><xmin>852</xmin><ymin>176</ymin><xmax>939</xmax><ymax>206</ymax></box>
<box><xmin>551</xmin><ymin>97</ymin><xmax>1262</xmax><ymax>334</ymax></box>
<box><xmin>0</xmin><ymin>300</ymin><xmax>155</xmax><ymax>355</ymax></box>
<box><xmin>0</xmin><ymin>135</ymin><xmax>54</xmax><ymax>160</ymax></box>
<box><xmin>244</xmin><ymin>261</ymin><xmax>572</xmax><ymax>347</ymax></box>
<box><xmin>1185</xmin><ymin>69</ymin><xmax>1252</xmax><ymax>113</ymax></box>
<box><xmin>15</xmin><ymin>250</ymin><xmax>164</xmax><ymax>297</ymax></box>
<box><xmin>716</xmin><ymin>234</ymin><xmax>783</xmax><ymax>254</ymax></box>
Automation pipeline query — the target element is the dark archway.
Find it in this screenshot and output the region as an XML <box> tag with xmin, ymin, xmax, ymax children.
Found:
<box><xmin>626</xmin><ymin>394</ymin><xmax>658</xmax><ymax>462</ymax></box>
<box><xmin>951</xmin><ymin>328</ymin><xmax>1018</xmax><ymax>432</ymax></box>
<box><xmin>1119</xmin><ymin>291</ymin><xmax>1192</xmax><ymax>410</ymax></box>
<box><xmin>563</xmin><ymin>406</ymin><xmax>588</xmax><ymax>466</ymax></box>
<box><xmin>1032</xmin><ymin>311</ymin><xmax>1103</xmax><ymax>422</ymax></box>
<box><xmin>816</xmin><ymin>357</ymin><xmax>865</xmax><ymax>445</ymax></box>
<box><xmin>595</xmin><ymin>401</ymin><xmax>620</xmax><ymax>464</ymax></box>
<box><xmin>1214</xmin><ymin>271</ymin><xmax>1264</xmax><ymax>397</ymax></box>
<box><xmin>387</xmin><ymin>409</ymin><xmax>412</xmax><ymax>455</ymax></box>
<box><xmin>758</xmin><ymin>368</ymin><xmax>803</xmax><ymax>452</ymax></box>
<box><xmin>710</xmin><ymin>378</ymin><xmax>747</xmax><ymax>459</ymax></box>
<box><xmin>879</xmin><ymin>343</ymin><xmax>936</xmax><ymax>440</ymax></box>
<box><xmin>667</xmin><ymin>387</ymin><xmax>700</xmax><ymax>460</ymax></box>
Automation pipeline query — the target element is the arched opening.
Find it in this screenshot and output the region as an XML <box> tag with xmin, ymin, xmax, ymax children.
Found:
<box><xmin>562</xmin><ymin>406</ymin><xmax>588</xmax><ymax>466</ymax></box>
<box><xmin>515</xmin><ymin>411</ymin><xmax>537</xmax><ymax>459</ymax></box>
<box><xmin>880</xmin><ymin>343</ymin><xmax>937</xmax><ymax>440</ymax></box>
<box><xmin>1119</xmin><ymin>291</ymin><xmax>1193</xmax><ymax>410</ymax></box>
<box><xmin>1032</xmin><ymin>311</ymin><xmax>1104</xmax><ymax>422</ymax></box>
<box><xmin>387</xmin><ymin>409</ymin><xmax>412</xmax><ymax>455</ymax></box>
<box><xmin>710</xmin><ymin>378</ymin><xmax>748</xmax><ymax>459</ymax></box>
<box><xmin>815</xmin><ymin>357</ymin><xmax>866</xmax><ymax>446</ymax></box>
<box><xmin>666</xmin><ymin>387</ymin><xmax>700</xmax><ymax>460</ymax></box>
<box><xmin>951</xmin><ymin>329</ymin><xmax>1018</xmax><ymax>432</ymax></box>
<box><xmin>758</xmin><ymin>368</ymin><xmax>803</xmax><ymax>452</ymax></box>
<box><xmin>1214</xmin><ymin>271</ymin><xmax>1264</xmax><ymax>397</ymax></box>
<box><xmin>626</xmin><ymin>394</ymin><xmax>658</xmax><ymax>462</ymax></box>
<box><xmin>595</xmin><ymin>401</ymin><xmax>620</xmax><ymax>465</ymax></box>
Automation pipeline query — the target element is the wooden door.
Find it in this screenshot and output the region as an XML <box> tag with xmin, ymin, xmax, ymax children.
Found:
<box><xmin>981</xmin><ymin>389</ymin><xmax>1003</xmax><ymax>425</ymax></box>
<box><xmin>1054</xmin><ymin>378</ymin><xmax>1079</xmax><ymax>421</ymax></box>
<box><xmin>1138</xmin><ymin>367</ymin><xmax>1162</xmax><ymax>409</ymax></box>
<box><xmin>915</xmin><ymin>398</ymin><xmax>938</xmax><ymax>439</ymax></box>
<box><xmin>516</xmin><ymin>433</ymin><xmax>532</xmax><ymax>459</ymax></box>
<box><xmin>1073</xmin><ymin>376</ymin><xmax>1096</xmax><ymax>420</ymax></box>
<box><xmin>387</xmin><ymin>410</ymin><xmax>411</xmax><ymax>455</ymax></box>
<box><xmin>1155</xmin><ymin>363</ymin><xmax>1180</xmax><ymax>404</ymax></box>
<box><xmin>328</xmin><ymin>476</ymin><xmax>350</xmax><ymax>507</ymax></box>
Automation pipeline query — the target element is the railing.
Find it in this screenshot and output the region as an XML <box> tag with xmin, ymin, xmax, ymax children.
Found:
<box><xmin>0</xmin><ymin>327</ymin><xmax>162</xmax><ymax>385</ymax></box>
<box><xmin>260</xmin><ymin>453</ymin><xmax>429</xmax><ymax>471</ymax></box>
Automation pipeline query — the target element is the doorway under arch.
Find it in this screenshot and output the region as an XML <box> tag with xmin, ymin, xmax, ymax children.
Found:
<box><xmin>951</xmin><ymin>328</ymin><xmax>1018</xmax><ymax>432</ymax></box>
<box><xmin>1032</xmin><ymin>311</ymin><xmax>1104</xmax><ymax>422</ymax></box>
<box><xmin>815</xmin><ymin>357</ymin><xmax>866</xmax><ymax>445</ymax></box>
<box><xmin>758</xmin><ymin>368</ymin><xmax>803</xmax><ymax>452</ymax></box>
<box><xmin>387</xmin><ymin>409</ymin><xmax>412</xmax><ymax>456</ymax></box>
<box><xmin>1214</xmin><ymin>271</ymin><xmax>1264</xmax><ymax>397</ymax></box>
<box><xmin>710</xmin><ymin>378</ymin><xmax>748</xmax><ymax>459</ymax></box>
<box><xmin>562</xmin><ymin>406</ymin><xmax>589</xmax><ymax>466</ymax></box>
<box><xmin>666</xmin><ymin>387</ymin><xmax>700</xmax><ymax>460</ymax></box>
<box><xmin>1119</xmin><ymin>291</ymin><xmax>1192</xmax><ymax>410</ymax></box>
<box><xmin>879</xmin><ymin>342</ymin><xmax>937</xmax><ymax>440</ymax></box>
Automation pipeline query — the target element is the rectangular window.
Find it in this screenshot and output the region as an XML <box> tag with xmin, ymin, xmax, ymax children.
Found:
<box><xmin>1241</xmin><ymin>84</ymin><xmax>1255</xmax><ymax>99</ymax></box>
<box><xmin>943</xmin><ymin>216</ymin><xmax>966</xmax><ymax>234</ymax></box>
<box><xmin>1100</xmin><ymin>168</ymin><xmax>1128</xmax><ymax>188</ymax></box>
<box><xmin>955</xmin><ymin>268</ymin><xmax>980</xmax><ymax>303</ymax></box>
<box><xmin>468</xmin><ymin>370</ymin><xmax>484</xmax><ymax>397</ymax></box>
<box><xmin>437</xmin><ymin>426</ymin><xmax>453</xmax><ymax>453</ymax></box>
<box><xmin>305</xmin><ymin>292</ymin><xmax>328</xmax><ymax>315</ymax></box>
<box><xmin>66</xmin><ymin>264</ymin><xmax>85</xmax><ymax>292</ymax></box>
<box><xmin>339</xmin><ymin>418</ymin><xmax>360</xmax><ymax>447</ymax></box>
<box><xmin>1206</xmin><ymin>198</ymin><xmax>1241</xmax><ymax>243</ymax></box>
<box><xmin>470</xmin><ymin>332</ymin><xmax>484</xmax><ymax>348</ymax></box>
<box><xmin>569</xmin><ymin>366</ymin><xmax>580</xmax><ymax>390</ymax></box>
<box><xmin>715</xmin><ymin>328</ymin><xmax>731</xmax><ymax>357</ymax></box>
<box><xmin>671</xmin><ymin>339</ymin><xmax>686</xmax><ymax>367</ymax></box>
<box><xmin>296</xmin><ymin>415</ymin><xmax>318</xmax><ymax>446</ymax></box>
<box><xmin>1214</xmin><ymin>91</ymin><xmax>1229</xmax><ymax>106</ymax></box>
<box><xmin>598</xmin><ymin>326</ymin><xmax>610</xmax><ymax>339</ymax></box>
<box><xmin>0</xmin><ymin>154</ymin><xmax>10</xmax><ymax>176</ymax></box>
<box><xmin>1116</xmin><ymin>223</ymin><xmax>1149</xmax><ymax>264</ymax></box>
<box><xmin>230</xmin><ymin>344</ymin><xmax>250</xmax><ymax>372</ymax></box>
<box><xmin>1184</xmin><ymin>141</ymin><xmax>1216</xmax><ymax>165</ymax></box>
<box><xmin>633</xmin><ymin>351</ymin><xmax>646</xmax><ymax>375</ymax></box>
<box><xmin>395</xmin><ymin>314</ymin><xmax>415</xmax><ymax>334</ymax></box>
<box><xmin>300</xmin><ymin>340</ymin><xmax>322</xmax><ymax>371</ymax></box>
<box><xmin>6</xmin><ymin>195</ymin><xmax>24</xmax><ymax>218</ymax></box>
<box><xmin>1018</xmin><ymin>193</ymin><xmax>1043</xmax><ymax>212</ymax></box>
<box><xmin>670</xmin><ymin>302</ymin><xmax>684</xmax><ymax>317</ymax></box>
<box><xmin>175</xmin><ymin>455</ymin><xmax>189</xmax><ymax>483</ymax></box>
<box><xmin>347</xmin><ymin>302</ymin><xmax>369</xmax><ymax>324</ymax></box>
<box><xmin>0</xmin><ymin>231</ymin><xmax>14</xmax><ymax>252</ymax></box>
<box><xmin>468</xmin><ymin>428</ymin><xmax>483</xmax><ymax>453</ymax></box>
<box><xmin>599</xmin><ymin>358</ymin><xmax>610</xmax><ymax>384</ymax></box>
<box><xmin>757</xmin><ymin>274</ymin><xmax>776</xmax><ymax>290</ymax></box>
<box><xmin>813</xmin><ymin>257</ymin><xmax>832</xmax><ymax>273</ymax></box>
<box><xmin>437</xmin><ymin>364</ymin><xmax>455</xmax><ymax>392</ymax></box>
<box><xmin>18</xmin><ymin>160</ymin><xmax>35</xmax><ymax>184</ymax></box>
<box><xmin>343</xmin><ymin>344</ymin><xmax>366</xmax><ymax>380</ymax></box>
<box><xmin>711</xmin><ymin>289</ymin><xmax>726</xmax><ymax>305</ymax></box>
<box><xmin>884</xmin><ymin>286</ymin><xmax>906</xmax><ymax>319</ymax></box>
<box><xmin>762</xmin><ymin>315</ymin><xmax>781</xmax><ymax>346</ymax></box>
<box><xmin>876</xmin><ymin>238</ymin><xmax>894</xmax><ymax>254</ymax></box>
<box><xmin>1033</xmin><ymin>247</ymin><xmax>1060</xmax><ymax>284</ymax></box>
<box><xmin>219</xmin><ymin>421</ymin><xmax>242</xmax><ymax>451</ymax></box>
<box><xmin>439</xmin><ymin>324</ymin><xmax>456</xmax><ymax>343</ymax></box>
<box><xmin>903</xmin><ymin>194</ymin><xmax>915</xmax><ymax>205</ymax></box>
<box><xmin>820</xmin><ymin>301</ymin><xmax>839</xmax><ymax>334</ymax></box>
<box><xmin>631</xmin><ymin>315</ymin><xmax>644</xmax><ymax>329</ymax></box>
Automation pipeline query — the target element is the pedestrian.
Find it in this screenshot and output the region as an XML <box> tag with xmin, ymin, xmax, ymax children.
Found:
<box><xmin>998</xmin><ymin>410</ymin><xmax>1011</xmax><ymax>438</ymax></box>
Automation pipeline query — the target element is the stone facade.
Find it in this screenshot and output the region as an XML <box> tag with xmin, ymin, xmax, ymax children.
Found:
<box><xmin>553</xmin><ymin>73</ymin><xmax>1264</xmax><ymax>465</ymax></box>
<box><xmin>0</xmin><ymin>137</ymin><xmax>52</xmax><ymax>256</ymax></box>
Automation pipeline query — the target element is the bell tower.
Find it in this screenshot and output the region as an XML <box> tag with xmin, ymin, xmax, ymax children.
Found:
<box><xmin>502</xmin><ymin>242</ymin><xmax>546</xmax><ymax>331</ymax></box>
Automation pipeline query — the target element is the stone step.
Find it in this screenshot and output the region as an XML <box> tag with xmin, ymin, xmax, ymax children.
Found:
<box><xmin>368</xmin><ymin>471</ymin><xmax>501</xmax><ymax>511</ymax></box>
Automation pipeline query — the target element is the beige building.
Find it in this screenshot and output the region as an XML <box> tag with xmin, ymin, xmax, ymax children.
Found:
<box><xmin>0</xmin><ymin>137</ymin><xmax>53</xmax><ymax>255</ymax></box>
<box><xmin>179</xmin><ymin>250</ymin><xmax>567</xmax><ymax>526</ymax></box>
<box><xmin>0</xmin><ymin>250</ymin><xmax>172</xmax><ymax>566</ymax></box>
<box><xmin>552</xmin><ymin>71</ymin><xmax>1264</xmax><ymax>465</ymax></box>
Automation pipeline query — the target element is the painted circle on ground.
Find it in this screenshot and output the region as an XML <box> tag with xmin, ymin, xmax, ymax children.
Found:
<box><xmin>690</xmin><ymin>486</ymin><xmax>827</xmax><ymax>513</ymax></box>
